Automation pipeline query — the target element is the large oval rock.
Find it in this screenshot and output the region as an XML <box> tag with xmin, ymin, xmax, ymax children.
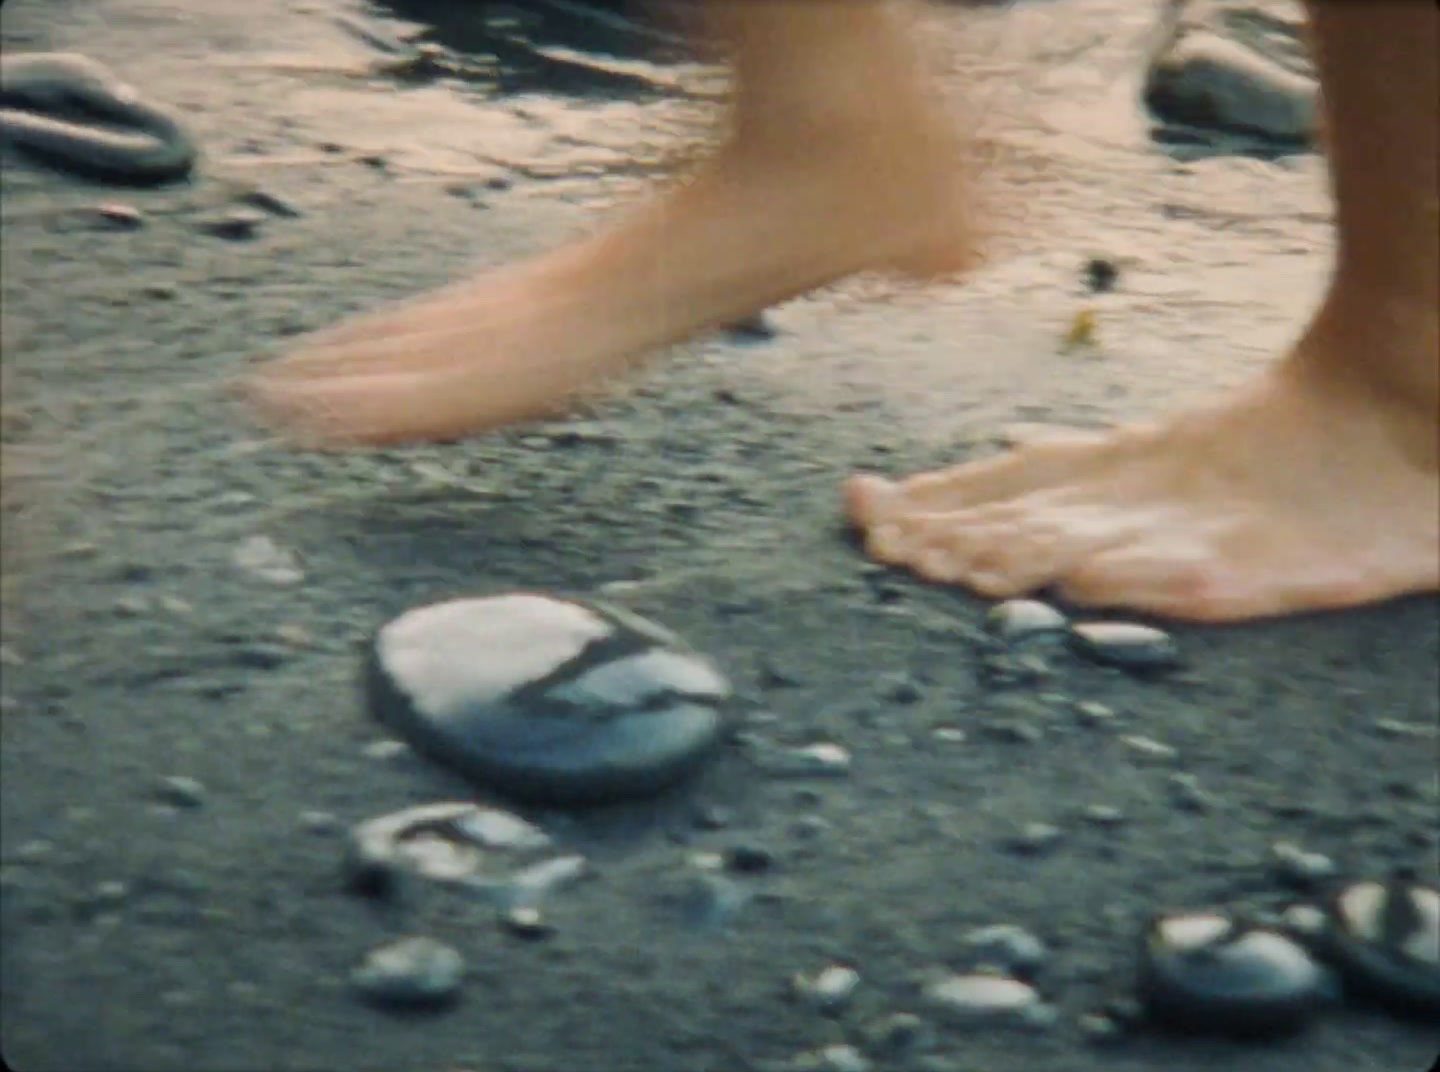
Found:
<box><xmin>1138</xmin><ymin>912</ymin><xmax>1330</xmax><ymax>1036</ymax></box>
<box><xmin>366</xmin><ymin>594</ymin><xmax>734</xmax><ymax>805</ymax></box>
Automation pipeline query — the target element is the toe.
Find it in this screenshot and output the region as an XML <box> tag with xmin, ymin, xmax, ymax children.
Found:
<box><xmin>899</xmin><ymin>497</ymin><xmax>1137</xmax><ymax>600</ymax></box>
<box><xmin>843</xmin><ymin>473</ymin><xmax>903</xmax><ymax>528</ymax></box>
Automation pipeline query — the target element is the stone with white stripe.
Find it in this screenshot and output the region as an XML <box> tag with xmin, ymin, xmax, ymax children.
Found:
<box><xmin>366</xmin><ymin>594</ymin><xmax>733</xmax><ymax>805</ymax></box>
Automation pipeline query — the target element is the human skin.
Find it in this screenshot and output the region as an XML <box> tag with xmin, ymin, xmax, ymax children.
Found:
<box><xmin>248</xmin><ymin>0</ymin><xmax>1439</xmax><ymax>623</ymax></box>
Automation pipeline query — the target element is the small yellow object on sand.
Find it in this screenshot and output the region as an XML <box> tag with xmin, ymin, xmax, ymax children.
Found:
<box><xmin>1064</xmin><ymin>307</ymin><xmax>1097</xmax><ymax>350</ymax></box>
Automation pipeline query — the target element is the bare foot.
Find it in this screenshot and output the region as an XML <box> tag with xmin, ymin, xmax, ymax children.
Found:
<box><xmin>844</xmin><ymin>341</ymin><xmax>1440</xmax><ymax>621</ymax></box>
<box><xmin>246</xmin><ymin>112</ymin><xmax>982</xmax><ymax>447</ymax></box>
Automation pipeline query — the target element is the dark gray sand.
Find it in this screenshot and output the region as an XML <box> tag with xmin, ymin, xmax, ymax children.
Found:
<box><xmin>2</xmin><ymin>1</ymin><xmax>1436</xmax><ymax>1070</ymax></box>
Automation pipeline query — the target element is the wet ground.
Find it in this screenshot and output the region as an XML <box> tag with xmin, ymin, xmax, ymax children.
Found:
<box><xmin>1</xmin><ymin>1</ymin><xmax>1437</xmax><ymax>1070</ymax></box>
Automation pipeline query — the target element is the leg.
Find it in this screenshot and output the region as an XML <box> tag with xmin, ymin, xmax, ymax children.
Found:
<box><xmin>846</xmin><ymin>0</ymin><xmax>1438</xmax><ymax>621</ymax></box>
<box><xmin>248</xmin><ymin>0</ymin><xmax>984</xmax><ymax>446</ymax></box>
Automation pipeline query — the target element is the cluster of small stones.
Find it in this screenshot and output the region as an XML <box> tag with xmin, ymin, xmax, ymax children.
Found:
<box><xmin>341</xmin><ymin>591</ymin><xmax>1435</xmax><ymax>1039</ymax></box>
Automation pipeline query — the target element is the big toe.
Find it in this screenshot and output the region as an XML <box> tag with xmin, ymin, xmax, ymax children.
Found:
<box><xmin>843</xmin><ymin>473</ymin><xmax>903</xmax><ymax>528</ymax></box>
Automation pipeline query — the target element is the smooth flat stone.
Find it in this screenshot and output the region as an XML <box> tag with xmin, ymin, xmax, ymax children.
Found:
<box><xmin>1138</xmin><ymin>912</ymin><xmax>1329</xmax><ymax>1036</ymax></box>
<box><xmin>1070</xmin><ymin>622</ymin><xmax>1181</xmax><ymax>672</ymax></box>
<box><xmin>985</xmin><ymin>599</ymin><xmax>1068</xmax><ymax>641</ymax></box>
<box><xmin>366</xmin><ymin>594</ymin><xmax>733</xmax><ymax>805</ymax></box>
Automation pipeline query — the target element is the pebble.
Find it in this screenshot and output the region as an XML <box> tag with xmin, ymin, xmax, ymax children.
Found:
<box><xmin>1069</xmin><ymin>623</ymin><xmax>1180</xmax><ymax>672</ymax></box>
<box><xmin>362</xmin><ymin>739</ymin><xmax>409</xmax><ymax>762</ymax></box>
<box><xmin>722</xmin><ymin>313</ymin><xmax>778</xmax><ymax>343</ymax></box>
<box><xmin>1269</xmin><ymin>841</ymin><xmax>1337</xmax><ymax>890</ymax></box>
<box><xmin>793</xmin><ymin>964</ymin><xmax>861</xmax><ymax>1014</ymax></box>
<box><xmin>196</xmin><ymin>208</ymin><xmax>266</xmax><ymax>241</ymax></box>
<box><xmin>961</xmin><ymin>924</ymin><xmax>1048</xmax><ymax>979</ymax></box>
<box><xmin>756</xmin><ymin>741</ymin><xmax>853</xmax><ymax>778</ymax></box>
<box><xmin>789</xmin><ymin>1044</ymin><xmax>870</xmax><ymax>1072</ymax></box>
<box><xmin>346</xmin><ymin>802</ymin><xmax>555</xmax><ymax>896</ymax></box>
<box><xmin>1073</xmin><ymin>700</ymin><xmax>1118</xmax><ymax>727</ymax></box>
<box><xmin>232</xmin><ymin>535</ymin><xmax>304</xmax><ymax>586</ymax></box>
<box><xmin>880</xmin><ymin>672</ymin><xmax>925</xmax><ymax>704</ymax></box>
<box><xmin>234</xmin><ymin>187</ymin><xmax>303</xmax><ymax>218</ymax></box>
<box><xmin>726</xmin><ymin>844</ymin><xmax>775</xmax><ymax>874</ymax></box>
<box><xmin>1319</xmin><ymin>879</ymin><xmax>1439</xmax><ymax>1017</ymax></box>
<box><xmin>924</xmin><ymin>973</ymin><xmax>1046</xmax><ymax>1026</ymax></box>
<box><xmin>1006</xmin><ymin>822</ymin><xmax>1063</xmax><ymax>857</ymax></box>
<box><xmin>1138</xmin><ymin>912</ymin><xmax>1329</xmax><ymax>1036</ymax></box>
<box><xmin>1081</xmin><ymin>804</ymin><xmax>1127</xmax><ymax>828</ymax></box>
<box><xmin>1075</xmin><ymin>1012</ymin><xmax>1124</xmax><ymax>1045</ymax></box>
<box><xmin>352</xmin><ymin>936</ymin><xmax>463</xmax><ymax>1009</ymax></box>
<box><xmin>985</xmin><ymin>599</ymin><xmax>1068</xmax><ymax>641</ymax></box>
<box><xmin>1374</xmin><ymin>718</ymin><xmax>1438</xmax><ymax>741</ymax></box>
<box><xmin>678</xmin><ymin>870</ymin><xmax>751</xmax><ymax>929</ymax></box>
<box><xmin>155</xmin><ymin>775</ymin><xmax>205</xmax><ymax>809</ymax></box>
<box><xmin>1121</xmin><ymin>735</ymin><xmax>1179</xmax><ymax>764</ymax></box>
<box><xmin>1167</xmin><ymin>772</ymin><xmax>1217</xmax><ymax>811</ymax></box>
<box><xmin>1084</xmin><ymin>257</ymin><xmax>1119</xmax><ymax>293</ymax></box>
<box><xmin>89</xmin><ymin>202</ymin><xmax>145</xmax><ymax>230</ymax></box>
<box><xmin>366</xmin><ymin>594</ymin><xmax>733</xmax><ymax>805</ymax></box>
<box><xmin>502</xmin><ymin>904</ymin><xmax>551</xmax><ymax>938</ymax></box>
<box><xmin>862</xmin><ymin>1012</ymin><xmax>932</xmax><ymax>1057</ymax></box>
<box><xmin>982</xmin><ymin>719</ymin><xmax>1043</xmax><ymax>745</ymax></box>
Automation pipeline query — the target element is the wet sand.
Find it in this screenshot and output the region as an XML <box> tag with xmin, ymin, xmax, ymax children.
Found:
<box><xmin>1</xmin><ymin>1</ymin><xmax>1436</xmax><ymax>1070</ymax></box>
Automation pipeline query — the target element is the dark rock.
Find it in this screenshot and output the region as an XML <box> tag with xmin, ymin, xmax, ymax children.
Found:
<box><xmin>726</xmin><ymin>843</ymin><xmax>775</xmax><ymax>874</ymax></box>
<box><xmin>1084</xmin><ymin>257</ymin><xmax>1119</xmax><ymax>293</ymax></box>
<box><xmin>1138</xmin><ymin>912</ymin><xmax>1329</xmax><ymax>1036</ymax></box>
<box><xmin>196</xmin><ymin>209</ymin><xmax>266</xmax><ymax>241</ymax></box>
<box><xmin>366</xmin><ymin>594</ymin><xmax>733</xmax><ymax>805</ymax></box>
<box><xmin>722</xmin><ymin>313</ymin><xmax>777</xmax><ymax>343</ymax></box>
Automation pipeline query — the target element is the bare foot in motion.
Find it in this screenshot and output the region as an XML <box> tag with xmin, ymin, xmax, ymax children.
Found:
<box><xmin>246</xmin><ymin>2</ymin><xmax>985</xmax><ymax>447</ymax></box>
<box><xmin>845</xmin><ymin>322</ymin><xmax>1440</xmax><ymax>621</ymax></box>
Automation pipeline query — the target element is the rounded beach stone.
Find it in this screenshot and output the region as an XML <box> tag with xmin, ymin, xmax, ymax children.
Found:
<box><xmin>366</xmin><ymin>594</ymin><xmax>733</xmax><ymax>805</ymax></box>
<box><xmin>1319</xmin><ymin>879</ymin><xmax>1439</xmax><ymax>1018</ymax></box>
<box><xmin>1138</xmin><ymin>912</ymin><xmax>1329</xmax><ymax>1036</ymax></box>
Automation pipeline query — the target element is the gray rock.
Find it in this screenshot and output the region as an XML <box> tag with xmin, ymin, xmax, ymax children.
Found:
<box><xmin>1139</xmin><ymin>912</ymin><xmax>1329</xmax><ymax>1036</ymax></box>
<box><xmin>366</xmin><ymin>594</ymin><xmax>734</xmax><ymax>805</ymax></box>
<box><xmin>1269</xmin><ymin>840</ymin><xmax>1337</xmax><ymax>890</ymax></box>
<box><xmin>155</xmin><ymin>776</ymin><xmax>205</xmax><ymax>808</ymax></box>
<box><xmin>1069</xmin><ymin>623</ymin><xmax>1181</xmax><ymax>673</ymax></box>
<box><xmin>1144</xmin><ymin>0</ymin><xmax>1316</xmax><ymax>144</ymax></box>
<box><xmin>352</xmin><ymin>936</ymin><xmax>463</xmax><ymax>1009</ymax></box>
<box><xmin>1006</xmin><ymin>822</ymin><xmax>1063</xmax><ymax>857</ymax></box>
<box><xmin>985</xmin><ymin>599</ymin><xmax>1068</xmax><ymax>641</ymax></box>
<box><xmin>961</xmin><ymin>924</ymin><xmax>1049</xmax><ymax>978</ymax></box>
<box><xmin>755</xmin><ymin>741</ymin><xmax>853</xmax><ymax>778</ymax></box>
<box><xmin>793</xmin><ymin>964</ymin><xmax>861</xmax><ymax>1014</ymax></box>
<box><xmin>924</xmin><ymin>973</ymin><xmax>1043</xmax><ymax>1025</ymax></box>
